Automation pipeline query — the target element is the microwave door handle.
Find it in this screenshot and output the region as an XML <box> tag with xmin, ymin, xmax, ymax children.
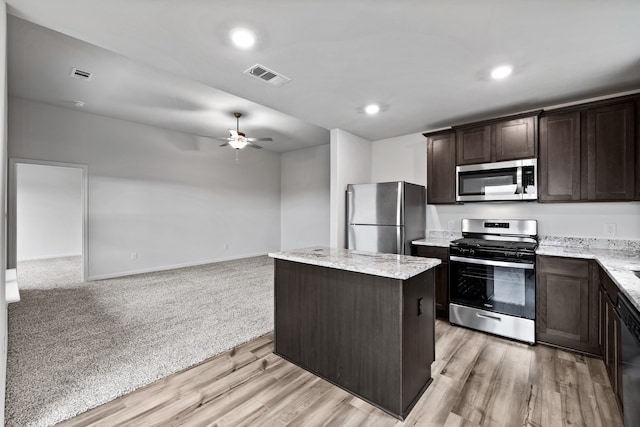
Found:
<box><xmin>516</xmin><ymin>166</ymin><xmax>523</xmax><ymax>195</ymax></box>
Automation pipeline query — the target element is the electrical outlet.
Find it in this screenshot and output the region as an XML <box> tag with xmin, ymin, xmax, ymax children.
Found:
<box><xmin>604</xmin><ymin>223</ymin><xmax>617</xmax><ymax>237</ymax></box>
<box><xmin>447</xmin><ymin>220</ymin><xmax>456</xmax><ymax>231</ymax></box>
<box><xmin>131</xmin><ymin>252</ymin><xmax>137</xmax><ymax>260</ymax></box>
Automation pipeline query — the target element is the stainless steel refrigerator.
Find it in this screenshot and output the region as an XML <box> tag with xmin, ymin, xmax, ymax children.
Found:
<box><xmin>346</xmin><ymin>182</ymin><xmax>426</xmax><ymax>255</ymax></box>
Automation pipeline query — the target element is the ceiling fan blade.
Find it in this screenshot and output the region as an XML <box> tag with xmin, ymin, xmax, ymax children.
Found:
<box><xmin>247</xmin><ymin>141</ymin><xmax>263</xmax><ymax>149</ymax></box>
<box><xmin>229</xmin><ymin>130</ymin><xmax>239</xmax><ymax>138</ymax></box>
<box><xmin>246</xmin><ymin>137</ymin><xmax>273</xmax><ymax>142</ymax></box>
<box><xmin>219</xmin><ymin>142</ymin><xmax>229</xmax><ymax>147</ymax></box>
<box><xmin>213</xmin><ymin>137</ymin><xmax>232</xmax><ymax>141</ymax></box>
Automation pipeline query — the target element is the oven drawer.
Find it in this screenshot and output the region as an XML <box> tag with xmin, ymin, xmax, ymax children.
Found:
<box><xmin>450</xmin><ymin>303</ymin><xmax>535</xmax><ymax>343</ymax></box>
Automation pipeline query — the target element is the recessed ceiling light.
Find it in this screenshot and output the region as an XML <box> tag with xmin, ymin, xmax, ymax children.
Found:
<box><xmin>230</xmin><ymin>28</ymin><xmax>255</xmax><ymax>49</ymax></box>
<box><xmin>364</xmin><ymin>104</ymin><xmax>380</xmax><ymax>115</ymax></box>
<box><xmin>491</xmin><ymin>65</ymin><xmax>513</xmax><ymax>79</ymax></box>
<box><xmin>74</xmin><ymin>101</ymin><xmax>85</xmax><ymax>108</ymax></box>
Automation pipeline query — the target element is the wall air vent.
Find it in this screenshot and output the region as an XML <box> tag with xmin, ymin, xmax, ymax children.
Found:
<box><xmin>70</xmin><ymin>68</ymin><xmax>92</xmax><ymax>81</ymax></box>
<box><xmin>244</xmin><ymin>64</ymin><xmax>291</xmax><ymax>87</ymax></box>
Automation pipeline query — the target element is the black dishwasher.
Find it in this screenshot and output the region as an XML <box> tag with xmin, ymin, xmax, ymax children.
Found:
<box><xmin>618</xmin><ymin>293</ymin><xmax>640</xmax><ymax>427</ymax></box>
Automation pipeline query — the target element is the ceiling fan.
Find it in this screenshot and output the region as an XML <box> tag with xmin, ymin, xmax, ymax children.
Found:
<box><xmin>215</xmin><ymin>112</ymin><xmax>273</xmax><ymax>151</ymax></box>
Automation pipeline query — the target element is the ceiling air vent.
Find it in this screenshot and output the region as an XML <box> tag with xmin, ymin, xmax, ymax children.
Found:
<box><xmin>244</xmin><ymin>64</ymin><xmax>291</xmax><ymax>87</ymax></box>
<box><xmin>70</xmin><ymin>67</ymin><xmax>92</xmax><ymax>81</ymax></box>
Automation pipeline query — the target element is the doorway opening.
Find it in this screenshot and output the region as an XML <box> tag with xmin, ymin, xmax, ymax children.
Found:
<box><xmin>9</xmin><ymin>159</ymin><xmax>88</xmax><ymax>281</ymax></box>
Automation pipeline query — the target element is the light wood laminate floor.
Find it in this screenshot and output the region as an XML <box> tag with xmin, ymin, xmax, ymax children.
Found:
<box><xmin>58</xmin><ymin>321</ymin><xmax>623</xmax><ymax>426</ymax></box>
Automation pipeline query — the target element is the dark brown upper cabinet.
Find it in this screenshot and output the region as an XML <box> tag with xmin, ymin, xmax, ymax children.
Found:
<box><xmin>538</xmin><ymin>95</ymin><xmax>638</xmax><ymax>202</ymax></box>
<box><xmin>425</xmin><ymin>130</ymin><xmax>456</xmax><ymax>204</ymax></box>
<box><xmin>539</xmin><ymin>111</ymin><xmax>581</xmax><ymax>201</ymax></box>
<box><xmin>495</xmin><ymin>116</ymin><xmax>537</xmax><ymax>161</ymax></box>
<box><xmin>455</xmin><ymin>112</ymin><xmax>539</xmax><ymax>165</ymax></box>
<box><xmin>455</xmin><ymin>125</ymin><xmax>491</xmax><ymax>165</ymax></box>
<box><xmin>587</xmin><ymin>101</ymin><xmax>635</xmax><ymax>201</ymax></box>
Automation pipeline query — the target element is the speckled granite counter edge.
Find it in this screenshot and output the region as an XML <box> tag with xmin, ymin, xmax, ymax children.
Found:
<box><xmin>412</xmin><ymin>230</ymin><xmax>461</xmax><ymax>248</ymax></box>
<box><xmin>269</xmin><ymin>247</ymin><xmax>441</xmax><ymax>280</ymax></box>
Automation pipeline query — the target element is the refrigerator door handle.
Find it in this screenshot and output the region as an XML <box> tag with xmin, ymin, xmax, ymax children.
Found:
<box><xmin>397</xmin><ymin>227</ymin><xmax>404</xmax><ymax>255</ymax></box>
<box><xmin>346</xmin><ymin>191</ymin><xmax>354</xmax><ymax>224</ymax></box>
<box><xmin>396</xmin><ymin>182</ymin><xmax>403</xmax><ymax>225</ymax></box>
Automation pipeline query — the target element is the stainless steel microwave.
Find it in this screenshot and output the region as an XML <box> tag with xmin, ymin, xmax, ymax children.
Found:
<box><xmin>456</xmin><ymin>159</ymin><xmax>537</xmax><ymax>202</ymax></box>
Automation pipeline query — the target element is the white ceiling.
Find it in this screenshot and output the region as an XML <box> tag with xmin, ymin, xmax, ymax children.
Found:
<box><xmin>7</xmin><ymin>0</ymin><xmax>640</xmax><ymax>146</ymax></box>
<box><xmin>7</xmin><ymin>17</ymin><xmax>330</xmax><ymax>153</ymax></box>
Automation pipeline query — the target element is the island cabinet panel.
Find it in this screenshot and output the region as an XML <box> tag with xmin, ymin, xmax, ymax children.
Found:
<box><xmin>587</xmin><ymin>101</ymin><xmax>635</xmax><ymax>201</ymax></box>
<box><xmin>426</xmin><ymin>131</ymin><xmax>456</xmax><ymax>204</ymax></box>
<box><xmin>494</xmin><ymin>116</ymin><xmax>537</xmax><ymax>161</ymax></box>
<box><xmin>455</xmin><ymin>125</ymin><xmax>492</xmax><ymax>165</ymax></box>
<box><xmin>402</xmin><ymin>271</ymin><xmax>435</xmax><ymax>408</ymax></box>
<box><xmin>539</xmin><ymin>111</ymin><xmax>581</xmax><ymax>201</ymax></box>
<box><xmin>536</xmin><ymin>256</ymin><xmax>599</xmax><ymax>355</ymax></box>
<box><xmin>273</xmin><ymin>259</ymin><xmax>435</xmax><ymax>419</ymax></box>
<box><xmin>413</xmin><ymin>245</ymin><xmax>449</xmax><ymax>319</ymax></box>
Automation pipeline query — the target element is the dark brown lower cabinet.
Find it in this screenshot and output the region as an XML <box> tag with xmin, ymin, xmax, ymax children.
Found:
<box><xmin>273</xmin><ymin>259</ymin><xmax>435</xmax><ymax>420</ymax></box>
<box><xmin>536</xmin><ymin>255</ymin><xmax>600</xmax><ymax>354</ymax></box>
<box><xmin>413</xmin><ymin>245</ymin><xmax>449</xmax><ymax>319</ymax></box>
<box><xmin>599</xmin><ymin>269</ymin><xmax>623</xmax><ymax>410</ymax></box>
<box><xmin>538</xmin><ymin>257</ymin><xmax>623</xmax><ymax>412</ymax></box>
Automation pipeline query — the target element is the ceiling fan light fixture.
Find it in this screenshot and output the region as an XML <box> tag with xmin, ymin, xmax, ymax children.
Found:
<box><xmin>364</xmin><ymin>104</ymin><xmax>380</xmax><ymax>115</ymax></box>
<box><xmin>228</xmin><ymin>137</ymin><xmax>248</xmax><ymax>149</ymax></box>
<box><xmin>491</xmin><ymin>65</ymin><xmax>513</xmax><ymax>79</ymax></box>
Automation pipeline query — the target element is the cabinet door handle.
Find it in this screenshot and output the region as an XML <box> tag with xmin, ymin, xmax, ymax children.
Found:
<box><xmin>417</xmin><ymin>297</ymin><xmax>423</xmax><ymax>316</ymax></box>
<box><xmin>476</xmin><ymin>312</ymin><xmax>501</xmax><ymax>321</ymax></box>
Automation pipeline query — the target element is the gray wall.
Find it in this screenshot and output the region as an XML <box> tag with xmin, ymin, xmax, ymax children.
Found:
<box><xmin>9</xmin><ymin>97</ymin><xmax>282</xmax><ymax>279</ymax></box>
<box><xmin>280</xmin><ymin>144</ymin><xmax>330</xmax><ymax>250</ymax></box>
<box><xmin>16</xmin><ymin>163</ymin><xmax>82</xmax><ymax>260</ymax></box>
<box><xmin>0</xmin><ymin>3</ymin><xmax>8</xmax><ymax>424</ymax></box>
<box><xmin>329</xmin><ymin>129</ymin><xmax>372</xmax><ymax>248</ymax></box>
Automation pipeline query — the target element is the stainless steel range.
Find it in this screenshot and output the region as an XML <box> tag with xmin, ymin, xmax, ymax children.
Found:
<box><xmin>449</xmin><ymin>219</ymin><xmax>538</xmax><ymax>344</ymax></box>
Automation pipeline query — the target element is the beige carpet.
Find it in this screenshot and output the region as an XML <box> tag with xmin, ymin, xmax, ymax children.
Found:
<box><xmin>5</xmin><ymin>255</ymin><xmax>274</xmax><ymax>427</ymax></box>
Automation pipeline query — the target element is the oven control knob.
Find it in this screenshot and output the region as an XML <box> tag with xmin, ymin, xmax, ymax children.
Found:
<box><xmin>469</xmin><ymin>249</ymin><xmax>475</xmax><ymax>255</ymax></box>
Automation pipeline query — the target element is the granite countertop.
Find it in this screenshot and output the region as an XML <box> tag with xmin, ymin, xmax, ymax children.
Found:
<box><xmin>537</xmin><ymin>242</ymin><xmax>640</xmax><ymax>312</ymax></box>
<box><xmin>268</xmin><ymin>247</ymin><xmax>441</xmax><ymax>280</ymax></box>
<box><xmin>412</xmin><ymin>230</ymin><xmax>461</xmax><ymax>248</ymax></box>
<box><xmin>411</xmin><ymin>238</ymin><xmax>453</xmax><ymax>248</ymax></box>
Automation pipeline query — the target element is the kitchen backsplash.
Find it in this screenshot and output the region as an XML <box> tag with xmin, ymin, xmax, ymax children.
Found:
<box><xmin>426</xmin><ymin>230</ymin><xmax>462</xmax><ymax>240</ymax></box>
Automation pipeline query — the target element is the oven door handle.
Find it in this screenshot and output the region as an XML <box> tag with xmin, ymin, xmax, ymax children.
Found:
<box><xmin>449</xmin><ymin>255</ymin><xmax>535</xmax><ymax>270</ymax></box>
<box><xmin>477</xmin><ymin>312</ymin><xmax>502</xmax><ymax>321</ymax></box>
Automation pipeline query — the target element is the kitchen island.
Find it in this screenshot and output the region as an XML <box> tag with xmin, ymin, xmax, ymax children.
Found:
<box><xmin>268</xmin><ymin>247</ymin><xmax>441</xmax><ymax>419</ymax></box>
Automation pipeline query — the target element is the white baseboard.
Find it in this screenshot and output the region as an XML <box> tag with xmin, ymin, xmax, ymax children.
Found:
<box><xmin>86</xmin><ymin>252</ymin><xmax>271</xmax><ymax>281</ymax></box>
<box><xmin>17</xmin><ymin>253</ymin><xmax>81</xmax><ymax>262</ymax></box>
